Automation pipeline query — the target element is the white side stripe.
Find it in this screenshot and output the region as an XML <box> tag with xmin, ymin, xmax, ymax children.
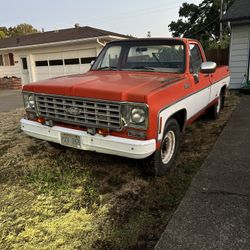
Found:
<box><xmin>158</xmin><ymin>76</ymin><xmax>230</xmax><ymax>140</ymax></box>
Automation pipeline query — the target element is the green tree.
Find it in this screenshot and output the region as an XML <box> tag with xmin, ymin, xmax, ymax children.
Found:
<box><xmin>168</xmin><ymin>0</ymin><xmax>234</xmax><ymax>49</ymax></box>
<box><xmin>0</xmin><ymin>30</ymin><xmax>6</xmax><ymax>39</ymax></box>
<box><xmin>0</xmin><ymin>26</ymin><xmax>8</xmax><ymax>38</ymax></box>
<box><xmin>8</xmin><ymin>23</ymin><xmax>39</xmax><ymax>37</ymax></box>
<box><xmin>0</xmin><ymin>23</ymin><xmax>39</xmax><ymax>39</ymax></box>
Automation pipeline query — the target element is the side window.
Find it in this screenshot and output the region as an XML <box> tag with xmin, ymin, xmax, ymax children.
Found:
<box><xmin>189</xmin><ymin>44</ymin><xmax>203</xmax><ymax>74</ymax></box>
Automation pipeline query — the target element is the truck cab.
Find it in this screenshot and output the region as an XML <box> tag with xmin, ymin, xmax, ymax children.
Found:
<box><xmin>21</xmin><ymin>38</ymin><xmax>230</xmax><ymax>175</ymax></box>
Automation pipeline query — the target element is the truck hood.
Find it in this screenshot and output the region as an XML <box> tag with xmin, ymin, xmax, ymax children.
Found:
<box><xmin>23</xmin><ymin>71</ymin><xmax>183</xmax><ymax>102</ymax></box>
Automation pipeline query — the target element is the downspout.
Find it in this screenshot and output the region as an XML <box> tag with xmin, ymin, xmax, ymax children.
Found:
<box><xmin>96</xmin><ymin>38</ymin><xmax>106</xmax><ymax>47</ymax></box>
<box><xmin>96</xmin><ymin>38</ymin><xmax>106</xmax><ymax>58</ymax></box>
<box><xmin>247</xmin><ymin>39</ymin><xmax>250</xmax><ymax>86</ymax></box>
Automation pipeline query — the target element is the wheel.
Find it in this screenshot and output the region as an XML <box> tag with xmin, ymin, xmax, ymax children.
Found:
<box><xmin>208</xmin><ymin>91</ymin><xmax>223</xmax><ymax>119</ymax></box>
<box><xmin>48</xmin><ymin>141</ymin><xmax>66</xmax><ymax>150</ymax></box>
<box><xmin>146</xmin><ymin>118</ymin><xmax>180</xmax><ymax>176</ymax></box>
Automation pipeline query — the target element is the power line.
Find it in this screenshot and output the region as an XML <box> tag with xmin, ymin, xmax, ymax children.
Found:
<box><xmin>188</xmin><ymin>17</ymin><xmax>219</xmax><ymax>37</ymax></box>
<box><xmin>81</xmin><ymin>0</ymin><xmax>185</xmax><ymax>24</ymax></box>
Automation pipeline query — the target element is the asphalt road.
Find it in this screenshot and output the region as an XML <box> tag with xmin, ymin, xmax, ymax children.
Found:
<box><xmin>0</xmin><ymin>89</ymin><xmax>23</xmax><ymax>112</ymax></box>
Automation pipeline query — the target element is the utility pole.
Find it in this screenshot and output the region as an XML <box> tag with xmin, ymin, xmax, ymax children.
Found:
<box><xmin>219</xmin><ymin>0</ymin><xmax>223</xmax><ymax>43</ymax></box>
<box><xmin>218</xmin><ymin>0</ymin><xmax>224</xmax><ymax>65</ymax></box>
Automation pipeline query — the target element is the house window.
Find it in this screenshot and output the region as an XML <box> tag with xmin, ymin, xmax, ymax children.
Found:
<box><xmin>81</xmin><ymin>57</ymin><xmax>96</xmax><ymax>64</ymax></box>
<box><xmin>64</xmin><ymin>58</ymin><xmax>80</xmax><ymax>65</ymax></box>
<box><xmin>0</xmin><ymin>53</ymin><xmax>15</xmax><ymax>66</ymax></box>
<box><xmin>36</xmin><ymin>60</ymin><xmax>48</xmax><ymax>66</ymax></box>
<box><xmin>4</xmin><ymin>54</ymin><xmax>10</xmax><ymax>66</ymax></box>
<box><xmin>21</xmin><ymin>58</ymin><xmax>28</xmax><ymax>70</ymax></box>
<box><xmin>49</xmin><ymin>59</ymin><xmax>63</xmax><ymax>66</ymax></box>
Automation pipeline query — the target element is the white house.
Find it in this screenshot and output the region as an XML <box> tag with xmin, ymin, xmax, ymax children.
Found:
<box><xmin>0</xmin><ymin>25</ymin><xmax>129</xmax><ymax>85</ymax></box>
<box><xmin>222</xmin><ymin>0</ymin><xmax>250</xmax><ymax>89</ymax></box>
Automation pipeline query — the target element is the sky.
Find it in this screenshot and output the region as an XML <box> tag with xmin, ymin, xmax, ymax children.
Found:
<box><xmin>0</xmin><ymin>0</ymin><xmax>202</xmax><ymax>37</ymax></box>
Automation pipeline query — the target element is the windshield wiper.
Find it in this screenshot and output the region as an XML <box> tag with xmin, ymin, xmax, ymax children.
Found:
<box><xmin>152</xmin><ymin>53</ymin><xmax>163</xmax><ymax>67</ymax></box>
<box><xmin>96</xmin><ymin>66</ymin><xmax>117</xmax><ymax>71</ymax></box>
<box><xmin>130</xmin><ymin>66</ymin><xmax>155</xmax><ymax>71</ymax></box>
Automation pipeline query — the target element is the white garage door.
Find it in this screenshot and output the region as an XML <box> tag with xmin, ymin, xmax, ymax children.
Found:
<box><xmin>34</xmin><ymin>49</ymin><xmax>97</xmax><ymax>81</ymax></box>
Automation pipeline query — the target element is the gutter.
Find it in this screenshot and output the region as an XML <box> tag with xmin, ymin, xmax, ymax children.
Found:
<box><xmin>0</xmin><ymin>35</ymin><xmax>126</xmax><ymax>52</ymax></box>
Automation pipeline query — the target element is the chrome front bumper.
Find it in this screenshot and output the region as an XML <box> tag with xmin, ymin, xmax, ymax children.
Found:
<box><xmin>20</xmin><ymin>118</ymin><xmax>156</xmax><ymax>159</ymax></box>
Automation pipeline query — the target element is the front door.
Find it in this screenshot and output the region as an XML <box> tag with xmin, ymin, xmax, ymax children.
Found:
<box><xmin>20</xmin><ymin>57</ymin><xmax>30</xmax><ymax>84</ymax></box>
<box><xmin>189</xmin><ymin>43</ymin><xmax>211</xmax><ymax>114</ymax></box>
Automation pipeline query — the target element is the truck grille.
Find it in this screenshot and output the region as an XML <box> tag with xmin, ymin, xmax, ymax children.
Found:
<box><xmin>35</xmin><ymin>94</ymin><xmax>121</xmax><ymax>129</ymax></box>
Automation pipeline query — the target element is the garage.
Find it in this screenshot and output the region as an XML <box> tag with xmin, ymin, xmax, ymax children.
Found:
<box><xmin>34</xmin><ymin>49</ymin><xmax>97</xmax><ymax>81</ymax></box>
<box><xmin>0</xmin><ymin>26</ymin><xmax>129</xmax><ymax>85</ymax></box>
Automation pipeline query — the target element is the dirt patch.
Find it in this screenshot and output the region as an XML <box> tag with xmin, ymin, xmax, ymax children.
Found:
<box><xmin>0</xmin><ymin>93</ymin><xmax>240</xmax><ymax>250</ymax></box>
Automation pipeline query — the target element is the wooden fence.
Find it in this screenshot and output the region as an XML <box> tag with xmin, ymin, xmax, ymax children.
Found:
<box><xmin>205</xmin><ymin>48</ymin><xmax>229</xmax><ymax>66</ymax></box>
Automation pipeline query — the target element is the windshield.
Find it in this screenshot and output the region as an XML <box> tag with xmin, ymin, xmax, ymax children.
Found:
<box><xmin>92</xmin><ymin>41</ymin><xmax>185</xmax><ymax>73</ymax></box>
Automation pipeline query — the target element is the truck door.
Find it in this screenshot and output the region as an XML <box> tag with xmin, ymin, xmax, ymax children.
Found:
<box><xmin>188</xmin><ymin>43</ymin><xmax>211</xmax><ymax>114</ymax></box>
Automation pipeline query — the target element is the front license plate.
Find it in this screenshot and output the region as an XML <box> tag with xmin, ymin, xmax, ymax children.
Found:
<box><xmin>61</xmin><ymin>133</ymin><xmax>81</xmax><ymax>148</ymax></box>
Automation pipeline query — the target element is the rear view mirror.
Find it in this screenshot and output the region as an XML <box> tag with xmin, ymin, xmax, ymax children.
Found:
<box><xmin>136</xmin><ymin>47</ymin><xmax>148</xmax><ymax>52</ymax></box>
<box><xmin>200</xmin><ymin>61</ymin><xmax>217</xmax><ymax>74</ymax></box>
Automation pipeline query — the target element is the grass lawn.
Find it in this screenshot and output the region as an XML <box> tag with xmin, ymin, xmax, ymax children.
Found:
<box><xmin>0</xmin><ymin>93</ymin><xmax>240</xmax><ymax>250</ymax></box>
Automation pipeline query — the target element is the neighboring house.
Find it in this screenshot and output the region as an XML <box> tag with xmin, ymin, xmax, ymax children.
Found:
<box><xmin>222</xmin><ymin>0</ymin><xmax>250</xmax><ymax>89</ymax></box>
<box><xmin>0</xmin><ymin>25</ymin><xmax>129</xmax><ymax>85</ymax></box>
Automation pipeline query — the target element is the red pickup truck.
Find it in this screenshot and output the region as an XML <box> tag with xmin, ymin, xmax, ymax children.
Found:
<box><xmin>21</xmin><ymin>38</ymin><xmax>230</xmax><ymax>175</ymax></box>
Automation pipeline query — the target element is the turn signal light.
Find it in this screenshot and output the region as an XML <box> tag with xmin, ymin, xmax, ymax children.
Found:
<box><xmin>37</xmin><ymin>117</ymin><xmax>46</xmax><ymax>124</ymax></box>
<box><xmin>97</xmin><ymin>128</ymin><xmax>109</xmax><ymax>136</ymax></box>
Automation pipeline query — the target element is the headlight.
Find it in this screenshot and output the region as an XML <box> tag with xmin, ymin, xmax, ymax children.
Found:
<box><xmin>131</xmin><ymin>108</ymin><xmax>146</xmax><ymax>123</ymax></box>
<box><xmin>23</xmin><ymin>92</ymin><xmax>35</xmax><ymax>111</ymax></box>
<box><xmin>121</xmin><ymin>103</ymin><xmax>148</xmax><ymax>129</ymax></box>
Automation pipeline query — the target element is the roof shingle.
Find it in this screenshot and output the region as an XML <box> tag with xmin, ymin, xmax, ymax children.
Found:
<box><xmin>222</xmin><ymin>0</ymin><xmax>250</xmax><ymax>22</ymax></box>
<box><xmin>0</xmin><ymin>26</ymin><xmax>129</xmax><ymax>49</ymax></box>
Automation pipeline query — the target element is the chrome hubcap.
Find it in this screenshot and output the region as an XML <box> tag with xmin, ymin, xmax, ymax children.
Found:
<box><xmin>161</xmin><ymin>130</ymin><xmax>176</xmax><ymax>164</ymax></box>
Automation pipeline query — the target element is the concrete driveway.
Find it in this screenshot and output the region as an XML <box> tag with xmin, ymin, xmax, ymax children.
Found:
<box><xmin>0</xmin><ymin>89</ymin><xmax>23</xmax><ymax>112</ymax></box>
<box><xmin>155</xmin><ymin>95</ymin><xmax>250</xmax><ymax>250</ymax></box>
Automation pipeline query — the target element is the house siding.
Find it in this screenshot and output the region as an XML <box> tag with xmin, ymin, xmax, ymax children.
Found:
<box><xmin>229</xmin><ymin>24</ymin><xmax>250</xmax><ymax>89</ymax></box>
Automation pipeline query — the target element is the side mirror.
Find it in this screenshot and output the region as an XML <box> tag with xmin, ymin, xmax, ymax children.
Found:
<box><xmin>90</xmin><ymin>60</ymin><xmax>95</xmax><ymax>66</ymax></box>
<box><xmin>200</xmin><ymin>61</ymin><xmax>217</xmax><ymax>74</ymax></box>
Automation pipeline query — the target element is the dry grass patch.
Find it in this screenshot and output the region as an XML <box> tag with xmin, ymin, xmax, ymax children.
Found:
<box><xmin>0</xmin><ymin>93</ymin><xmax>240</xmax><ymax>249</ymax></box>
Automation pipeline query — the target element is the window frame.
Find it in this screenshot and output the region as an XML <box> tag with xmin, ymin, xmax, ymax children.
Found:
<box><xmin>91</xmin><ymin>40</ymin><xmax>187</xmax><ymax>73</ymax></box>
<box><xmin>188</xmin><ymin>43</ymin><xmax>205</xmax><ymax>74</ymax></box>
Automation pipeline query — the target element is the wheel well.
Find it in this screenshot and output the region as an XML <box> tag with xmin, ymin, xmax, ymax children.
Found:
<box><xmin>221</xmin><ymin>85</ymin><xmax>227</xmax><ymax>108</ymax></box>
<box><xmin>169</xmin><ymin>109</ymin><xmax>187</xmax><ymax>132</ymax></box>
<box><xmin>221</xmin><ymin>85</ymin><xmax>227</xmax><ymax>96</ymax></box>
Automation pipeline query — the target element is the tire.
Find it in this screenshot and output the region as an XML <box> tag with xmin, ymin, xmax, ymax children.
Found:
<box><xmin>208</xmin><ymin>91</ymin><xmax>223</xmax><ymax>119</ymax></box>
<box><xmin>146</xmin><ymin>118</ymin><xmax>180</xmax><ymax>176</ymax></box>
<box><xmin>48</xmin><ymin>141</ymin><xmax>66</xmax><ymax>150</ymax></box>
